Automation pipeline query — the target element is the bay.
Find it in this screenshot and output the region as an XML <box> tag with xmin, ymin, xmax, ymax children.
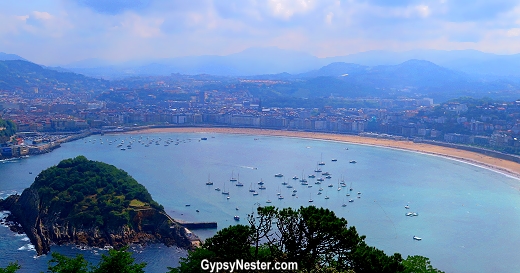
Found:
<box><xmin>1</xmin><ymin>132</ymin><xmax>520</xmax><ymax>273</ymax></box>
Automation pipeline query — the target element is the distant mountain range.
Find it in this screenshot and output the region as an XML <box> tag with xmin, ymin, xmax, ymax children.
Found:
<box><xmin>3</xmin><ymin>47</ymin><xmax>520</xmax><ymax>78</ymax></box>
<box><xmin>36</xmin><ymin>47</ymin><xmax>520</xmax><ymax>79</ymax></box>
<box><xmin>1</xmin><ymin>48</ymin><xmax>520</xmax><ymax>101</ymax></box>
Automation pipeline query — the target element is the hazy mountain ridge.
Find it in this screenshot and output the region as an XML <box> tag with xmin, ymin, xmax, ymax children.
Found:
<box><xmin>0</xmin><ymin>60</ymin><xmax>108</xmax><ymax>91</ymax></box>
<box><xmin>1</xmin><ymin>50</ymin><xmax>519</xmax><ymax>101</ymax></box>
<box><xmin>0</xmin><ymin>52</ymin><xmax>27</xmax><ymax>62</ymax></box>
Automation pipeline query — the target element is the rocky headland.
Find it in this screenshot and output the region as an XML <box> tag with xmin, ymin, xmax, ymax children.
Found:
<box><xmin>0</xmin><ymin>155</ymin><xmax>192</xmax><ymax>255</ymax></box>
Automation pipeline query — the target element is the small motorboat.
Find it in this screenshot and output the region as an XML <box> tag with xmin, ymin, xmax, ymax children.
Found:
<box><xmin>413</xmin><ymin>236</ymin><xmax>422</xmax><ymax>241</ymax></box>
<box><xmin>234</xmin><ymin>216</ymin><xmax>240</xmax><ymax>221</ymax></box>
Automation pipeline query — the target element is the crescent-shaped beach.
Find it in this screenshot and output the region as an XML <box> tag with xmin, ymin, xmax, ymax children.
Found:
<box><xmin>127</xmin><ymin>127</ymin><xmax>520</xmax><ymax>181</ymax></box>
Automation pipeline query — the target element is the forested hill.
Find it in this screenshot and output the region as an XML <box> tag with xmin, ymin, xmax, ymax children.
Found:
<box><xmin>0</xmin><ymin>118</ymin><xmax>16</xmax><ymax>143</ymax></box>
<box><xmin>0</xmin><ymin>155</ymin><xmax>191</xmax><ymax>255</ymax></box>
<box><xmin>0</xmin><ymin>60</ymin><xmax>108</xmax><ymax>92</ymax></box>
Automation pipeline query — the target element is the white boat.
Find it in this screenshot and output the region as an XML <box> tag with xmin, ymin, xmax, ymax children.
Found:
<box><xmin>234</xmin><ymin>216</ymin><xmax>240</xmax><ymax>221</ymax></box>
<box><xmin>215</xmin><ymin>187</ymin><xmax>221</xmax><ymax>191</ymax></box>
<box><xmin>266</xmin><ymin>199</ymin><xmax>272</xmax><ymax>203</ymax></box>
<box><xmin>405</xmin><ymin>205</ymin><xmax>410</xmax><ymax>209</ymax></box>
<box><xmin>274</xmin><ymin>173</ymin><xmax>283</xmax><ymax>177</ymax></box>
<box><xmin>252</xmin><ymin>191</ymin><xmax>259</xmax><ymax>196</ymax></box>
<box><xmin>348</xmin><ymin>199</ymin><xmax>354</xmax><ymax>203</ymax></box>
<box><xmin>413</xmin><ymin>236</ymin><xmax>422</xmax><ymax>241</ymax></box>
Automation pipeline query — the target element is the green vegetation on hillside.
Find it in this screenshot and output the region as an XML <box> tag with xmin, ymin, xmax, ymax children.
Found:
<box><xmin>32</xmin><ymin>155</ymin><xmax>163</xmax><ymax>229</ymax></box>
<box><xmin>0</xmin><ymin>118</ymin><xmax>16</xmax><ymax>143</ymax></box>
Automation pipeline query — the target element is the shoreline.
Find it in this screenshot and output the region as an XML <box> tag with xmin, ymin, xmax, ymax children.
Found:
<box><xmin>125</xmin><ymin>127</ymin><xmax>520</xmax><ymax>180</ymax></box>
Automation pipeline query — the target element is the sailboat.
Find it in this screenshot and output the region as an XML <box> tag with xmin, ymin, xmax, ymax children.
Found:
<box><xmin>229</xmin><ymin>171</ymin><xmax>237</xmax><ymax>182</ymax></box>
<box><xmin>249</xmin><ymin>183</ymin><xmax>255</xmax><ymax>192</ymax></box>
<box><xmin>235</xmin><ymin>174</ymin><xmax>244</xmax><ymax>186</ymax></box>
<box><xmin>221</xmin><ymin>183</ymin><xmax>229</xmax><ymax>195</ymax></box>
<box><xmin>299</xmin><ymin>170</ymin><xmax>307</xmax><ymax>183</ymax></box>
<box><xmin>318</xmin><ymin>153</ymin><xmax>325</xmax><ymax>166</ymax></box>
<box><xmin>282</xmin><ymin>178</ymin><xmax>288</xmax><ymax>185</ymax></box>
<box><xmin>205</xmin><ymin>174</ymin><xmax>213</xmax><ymax>185</ymax></box>
<box><xmin>309</xmin><ymin>193</ymin><xmax>313</xmax><ymax>203</ymax></box>
<box><xmin>314</xmin><ymin>162</ymin><xmax>322</xmax><ymax>173</ymax></box>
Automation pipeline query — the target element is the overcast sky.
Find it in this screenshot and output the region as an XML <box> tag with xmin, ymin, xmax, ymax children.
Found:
<box><xmin>2</xmin><ymin>0</ymin><xmax>520</xmax><ymax>65</ymax></box>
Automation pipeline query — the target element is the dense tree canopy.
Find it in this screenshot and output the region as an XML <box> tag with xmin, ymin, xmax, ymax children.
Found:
<box><xmin>31</xmin><ymin>155</ymin><xmax>163</xmax><ymax>229</ymax></box>
<box><xmin>170</xmin><ymin>206</ymin><xmax>444</xmax><ymax>273</ymax></box>
<box><xmin>46</xmin><ymin>246</ymin><xmax>145</xmax><ymax>273</ymax></box>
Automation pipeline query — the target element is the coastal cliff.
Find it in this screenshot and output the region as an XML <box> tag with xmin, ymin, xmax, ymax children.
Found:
<box><xmin>0</xmin><ymin>156</ymin><xmax>191</xmax><ymax>255</ymax></box>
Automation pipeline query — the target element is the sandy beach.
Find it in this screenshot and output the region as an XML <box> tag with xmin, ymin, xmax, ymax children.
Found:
<box><xmin>127</xmin><ymin>127</ymin><xmax>520</xmax><ymax>180</ymax></box>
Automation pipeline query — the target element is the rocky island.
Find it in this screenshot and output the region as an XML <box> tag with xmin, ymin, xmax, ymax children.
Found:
<box><xmin>0</xmin><ymin>155</ymin><xmax>192</xmax><ymax>255</ymax></box>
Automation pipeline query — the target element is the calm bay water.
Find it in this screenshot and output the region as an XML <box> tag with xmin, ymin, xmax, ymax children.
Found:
<box><xmin>1</xmin><ymin>132</ymin><xmax>520</xmax><ymax>273</ymax></box>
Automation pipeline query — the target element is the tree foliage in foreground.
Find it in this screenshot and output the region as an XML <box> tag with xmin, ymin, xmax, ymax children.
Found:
<box><xmin>169</xmin><ymin>206</ymin><xmax>444</xmax><ymax>273</ymax></box>
<box><xmin>0</xmin><ymin>262</ymin><xmax>20</xmax><ymax>273</ymax></box>
<box><xmin>46</xmin><ymin>246</ymin><xmax>146</xmax><ymax>273</ymax></box>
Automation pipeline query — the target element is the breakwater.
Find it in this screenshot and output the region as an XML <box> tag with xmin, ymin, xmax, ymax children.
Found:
<box><xmin>178</xmin><ymin>222</ymin><xmax>218</xmax><ymax>229</ymax></box>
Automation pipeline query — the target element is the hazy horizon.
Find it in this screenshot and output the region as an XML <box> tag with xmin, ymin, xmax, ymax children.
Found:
<box><xmin>2</xmin><ymin>1</ymin><xmax>520</xmax><ymax>66</ymax></box>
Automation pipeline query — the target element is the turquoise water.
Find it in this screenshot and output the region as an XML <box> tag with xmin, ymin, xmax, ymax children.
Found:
<box><xmin>1</xmin><ymin>132</ymin><xmax>520</xmax><ymax>273</ymax></box>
